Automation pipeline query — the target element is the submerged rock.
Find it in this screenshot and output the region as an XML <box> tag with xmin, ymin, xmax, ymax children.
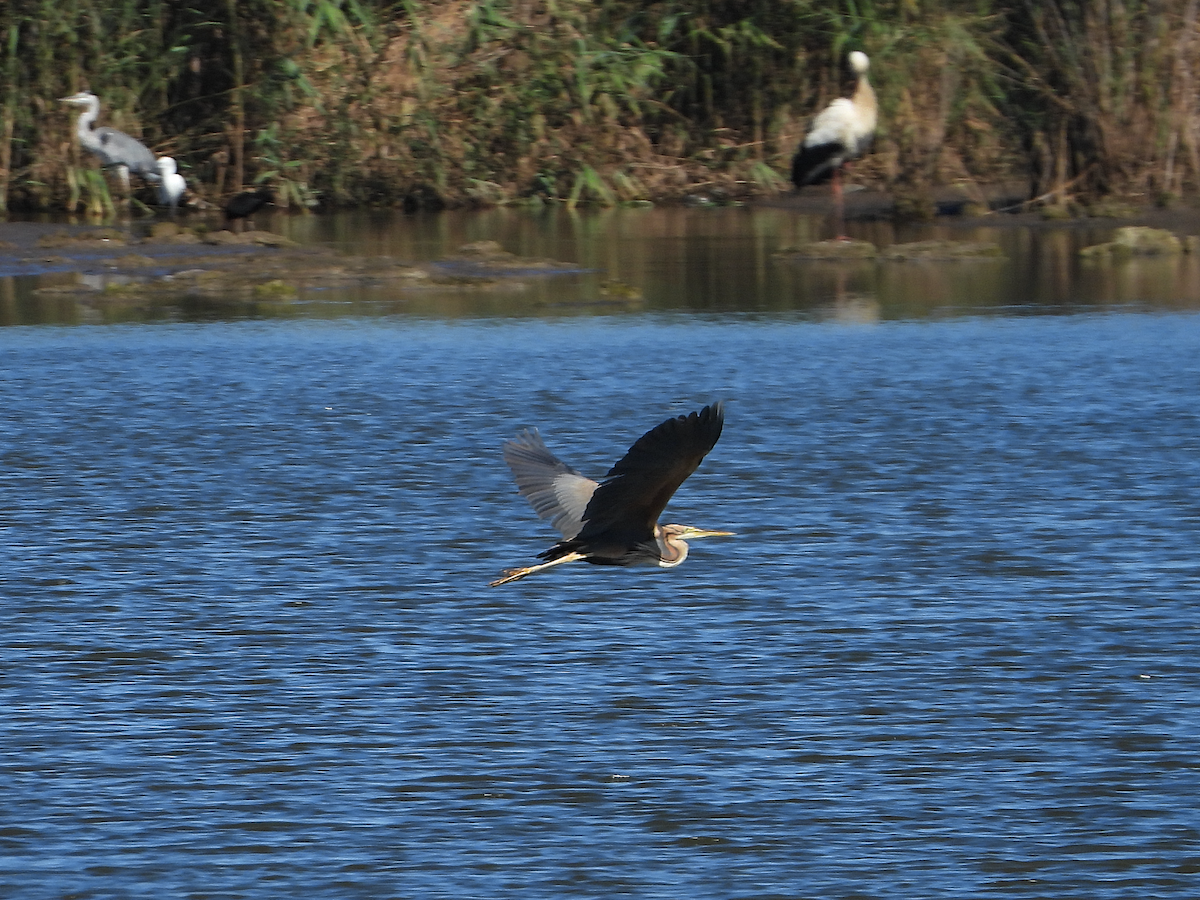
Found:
<box><xmin>454</xmin><ymin>240</ymin><xmax>509</xmax><ymax>258</ymax></box>
<box><xmin>1040</xmin><ymin>203</ymin><xmax>1077</xmax><ymax>220</ymax></box>
<box><xmin>1080</xmin><ymin>226</ymin><xmax>1183</xmax><ymax>260</ymax></box>
<box><xmin>200</xmin><ymin>229</ymin><xmax>296</xmax><ymax>247</ymax></box>
<box><xmin>598</xmin><ymin>280</ymin><xmax>644</xmax><ymax>301</ymax></box>
<box><xmin>439</xmin><ymin>240</ymin><xmax>582</xmax><ymax>274</ymax></box>
<box><xmin>37</xmin><ymin>228</ymin><xmax>127</xmax><ymax>248</ymax></box>
<box><xmin>1087</xmin><ymin>199</ymin><xmax>1142</xmax><ymax>219</ymax></box>
<box><xmin>30</xmin><ymin>235</ymin><xmax>582</xmax><ymax>305</ymax></box>
<box><xmin>252</xmin><ymin>279</ymin><xmax>298</xmax><ymax>300</ymax></box>
<box><xmin>881</xmin><ymin>240</ymin><xmax>1004</xmax><ymax>261</ymax></box>
<box><xmin>149</xmin><ymin>222</ymin><xmax>183</xmax><ymax>239</ymax></box>
<box><xmin>777</xmin><ymin>239</ymin><xmax>878</xmax><ymax>261</ymax></box>
<box><xmin>778</xmin><ymin>238</ymin><xmax>1003</xmax><ymax>263</ymax></box>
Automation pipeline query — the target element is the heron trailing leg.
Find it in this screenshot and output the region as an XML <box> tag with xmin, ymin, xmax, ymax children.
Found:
<box><xmin>108</xmin><ymin>164</ymin><xmax>133</xmax><ymax>206</ymax></box>
<box><xmin>489</xmin><ymin>551</ymin><xmax>586</xmax><ymax>587</ymax></box>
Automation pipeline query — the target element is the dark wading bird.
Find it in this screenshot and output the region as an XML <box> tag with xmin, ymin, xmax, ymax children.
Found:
<box><xmin>223</xmin><ymin>188</ymin><xmax>273</xmax><ymax>230</ymax></box>
<box><xmin>59</xmin><ymin>91</ymin><xmax>160</xmax><ymax>194</ymax></box>
<box><xmin>791</xmin><ymin>51</ymin><xmax>877</xmax><ymax>239</ymax></box>
<box><xmin>490</xmin><ymin>402</ymin><xmax>733</xmax><ymax>587</ymax></box>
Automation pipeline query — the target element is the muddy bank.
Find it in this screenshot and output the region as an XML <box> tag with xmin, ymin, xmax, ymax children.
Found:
<box><xmin>1</xmin><ymin>220</ymin><xmax>587</xmax><ymax>308</ymax></box>
<box><xmin>6</xmin><ymin>188</ymin><xmax>1200</xmax><ymax>318</ymax></box>
<box><xmin>764</xmin><ymin>185</ymin><xmax>1200</xmax><ymax>236</ymax></box>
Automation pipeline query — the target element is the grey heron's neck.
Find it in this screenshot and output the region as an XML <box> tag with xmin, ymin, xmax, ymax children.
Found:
<box><xmin>75</xmin><ymin>99</ymin><xmax>100</xmax><ymax>138</ymax></box>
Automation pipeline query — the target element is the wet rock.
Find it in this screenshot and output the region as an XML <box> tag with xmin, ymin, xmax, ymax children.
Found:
<box><xmin>162</xmin><ymin>231</ymin><xmax>202</xmax><ymax>245</ymax></box>
<box><xmin>682</xmin><ymin>192</ymin><xmax>741</xmax><ymax>208</ymax></box>
<box><xmin>396</xmin><ymin>267</ymin><xmax>432</xmax><ymax>283</ymax></box>
<box><xmin>149</xmin><ymin>222</ymin><xmax>182</xmax><ymax>239</ymax></box>
<box><xmin>19</xmin><ymin>232</ymin><xmax>581</xmax><ymax>305</ymax></box>
<box><xmin>1087</xmin><ymin>199</ymin><xmax>1141</xmax><ymax>219</ymax></box>
<box><xmin>598</xmin><ymin>280</ymin><xmax>644</xmax><ymax>301</ymax></box>
<box><xmin>37</xmin><ymin>228</ymin><xmax>128</xmax><ymax>248</ymax></box>
<box><xmin>113</xmin><ymin>255</ymin><xmax>156</xmax><ymax>269</ymax></box>
<box><xmin>252</xmin><ymin>280</ymin><xmax>298</xmax><ymax>300</ymax></box>
<box><xmin>161</xmin><ymin>268</ymin><xmax>213</xmax><ymax>282</ymax></box>
<box><xmin>1080</xmin><ymin>226</ymin><xmax>1183</xmax><ymax>260</ymax></box>
<box><xmin>777</xmin><ymin>239</ymin><xmax>878</xmax><ymax>261</ymax></box>
<box><xmin>199</xmin><ymin>229</ymin><xmax>295</xmax><ymax>247</ymax></box>
<box><xmin>438</xmin><ymin>241</ymin><xmax>582</xmax><ymax>274</ymax></box>
<box><xmin>241</xmin><ymin>230</ymin><xmax>297</xmax><ymax>248</ymax></box>
<box><xmin>881</xmin><ymin>240</ymin><xmax>1004</xmax><ymax>261</ymax></box>
<box><xmin>1040</xmin><ymin>203</ymin><xmax>1076</xmax><ymax>220</ymax></box>
<box><xmin>455</xmin><ymin>240</ymin><xmax>509</xmax><ymax>258</ymax></box>
<box><xmin>201</xmin><ymin>230</ymin><xmax>243</xmax><ymax>246</ymax></box>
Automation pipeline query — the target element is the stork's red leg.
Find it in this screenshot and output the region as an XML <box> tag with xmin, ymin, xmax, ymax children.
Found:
<box><xmin>832</xmin><ymin>166</ymin><xmax>847</xmax><ymax>240</ymax></box>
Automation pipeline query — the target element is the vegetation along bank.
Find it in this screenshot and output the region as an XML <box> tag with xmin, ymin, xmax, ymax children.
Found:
<box><xmin>2</xmin><ymin>0</ymin><xmax>1198</xmax><ymax>214</ymax></box>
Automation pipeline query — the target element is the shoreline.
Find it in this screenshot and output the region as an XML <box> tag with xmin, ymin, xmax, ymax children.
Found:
<box><xmin>6</xmin><ymin>187</ymin><xmax>1200</xmax><ymax>282</ymax></box>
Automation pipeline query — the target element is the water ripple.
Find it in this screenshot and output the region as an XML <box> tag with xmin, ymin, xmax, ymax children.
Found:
<box><xmin>2</xmin><ymin>314</ymin><xmax>1199</xmax><ymax>898</ymax></box>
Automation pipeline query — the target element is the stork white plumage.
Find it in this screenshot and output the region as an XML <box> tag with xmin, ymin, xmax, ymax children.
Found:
<box><xmin>791</xmin><ymin>51</ymin><xmax>877</xmax><ymax>239</ymax></box>
<box><xmin>59</xmin><ymin>92</ymin><xmax>160</xmax><ymax>196</ymax></box>
<box><xmin>155</xmin><ymin>157</ymin><xmax>187</xmax><ymax>211</ymax></box>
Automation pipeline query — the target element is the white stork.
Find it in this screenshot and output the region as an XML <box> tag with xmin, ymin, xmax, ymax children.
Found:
<box><xmin>791</xmin><ymin>51</ymin><xmax>877</xmax><ymax>239</ymax></box>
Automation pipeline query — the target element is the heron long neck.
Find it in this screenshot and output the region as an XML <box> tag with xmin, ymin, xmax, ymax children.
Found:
<box><xmin>75</xmin><ymin>97</ymin><xmax>100</xmax><ymax>141</ymax></box>
<box><xmin>654</xmin><ymin>525</ymin><xmax>690</xmax><ymax>569</ymax></box>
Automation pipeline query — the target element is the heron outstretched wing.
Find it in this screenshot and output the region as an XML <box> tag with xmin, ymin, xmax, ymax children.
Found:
<box><xmin>577</xmin><ymin>402</ymin><xmax>724</xmax><ymax>541</ymax></box>
<box><xmin>502</xmin><ymin>430</ymin><xmax>598</xmax><ymax>540</ymax></box>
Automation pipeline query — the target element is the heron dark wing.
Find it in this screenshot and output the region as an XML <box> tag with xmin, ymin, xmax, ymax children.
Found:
<box><xmin>502</xmin><ymin>430</ymin><xmax>598</xmax><ymax>539</ymax></box>
<box><xmin>577</xmin><ymin>402</ymin><xmax>724</xmax><ymax>541</ymax></box>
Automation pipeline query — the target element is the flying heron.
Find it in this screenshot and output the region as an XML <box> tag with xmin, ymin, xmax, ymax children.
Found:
<box><xmin>791</xmin><ymin>51</ymin><xmax>877</xmax><ymax>239</ymax></box>
<box><xmin>59</xmin><ymin>91</ymin><xmax>161</xmax><ymax>194</ymax></box>
<box><xmin>490</xmin><ymin>402</ymin><xmax>733</xmax><ymax>586</ymax></box>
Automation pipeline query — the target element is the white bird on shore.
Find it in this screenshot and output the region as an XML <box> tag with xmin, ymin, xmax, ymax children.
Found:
<box><xmin>59</xmin><ymin>91</ymin><xmax>160</xmax><ymax>194</ymax></box>
<box><xmin>155</xmin><ymin>157</ymin><xmax>187</xmax><ymax>211</ymax></box>
<box><xmin>791</xmin><ymin>51</ymin><xmax>877</xmax><ymax>239</ymax></box>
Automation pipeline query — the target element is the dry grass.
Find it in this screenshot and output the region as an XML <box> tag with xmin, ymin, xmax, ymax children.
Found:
<box><xmin>2</xmin><ymin>0</ymin><xmax>1197</xmax><ymax>212</ymax></box>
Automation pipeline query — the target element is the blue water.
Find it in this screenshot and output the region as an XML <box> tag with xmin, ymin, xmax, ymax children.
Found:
<box><xmin>3</xmin><ymin>313</ymin><xmax>1200</xmax><ymax>898</ymax></box>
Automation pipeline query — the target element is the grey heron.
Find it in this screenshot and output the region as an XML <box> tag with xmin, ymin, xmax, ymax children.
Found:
<box><xmin>59</xmin><ymin>91</ymin><xmax>160</xmax><ymax>194</ymax></box>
